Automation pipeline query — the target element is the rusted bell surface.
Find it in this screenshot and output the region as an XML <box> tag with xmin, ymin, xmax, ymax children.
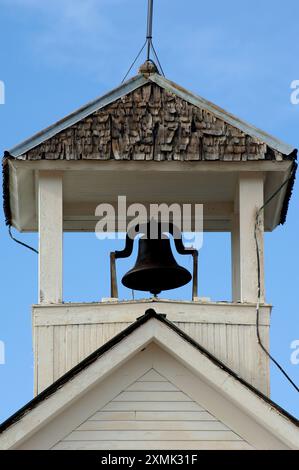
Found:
<box><xmin>122</xmin><ymin>235</ymin><xmax>192</xmax><ymax>295</ymax></box>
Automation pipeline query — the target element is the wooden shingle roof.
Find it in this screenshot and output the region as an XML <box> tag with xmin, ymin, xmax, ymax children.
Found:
<box><xmin>2</xmin><ymin>67</ymin><xmax>297</xmax><ymax>229</ymax></box>
<box><xmin>7</xmin><ymin>72</ymin><xmax>296</xmax><ymax>162</ymax></box>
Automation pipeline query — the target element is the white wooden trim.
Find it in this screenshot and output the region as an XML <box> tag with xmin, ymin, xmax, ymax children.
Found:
<box><xmin>17</xmin><ymin>345</ymin><xmax>249</xmax><ymax>449</ymax></box>
<box><xmin>10</xmin><ymin>158</ymin><xmax>293</xmax><ymax>173</ymax></box>
<box><xmin>232</xmin><ymin>174</ymin><xmax>265</xmax><ymax>303</ymax></box>
<box><xmin>146</xmin><ymin>347</ymin><xmax>280</xmax><ymax>449</ymax></box>
<box><xmin>32</xmin><ymin>302</ymin><xmax>271</xmax><ymax>394</ymax></box>
<box><xmin>32</xmin><ymin>301</ymin><xmax>271</xmax><ymax>326</ymax></box>
<box><xmin>38</xmin><ymin>171</ymin><xmax>63</xmax><ymax>304</ymax></box>
<box><xmin>231</xmin><ymin>213</ymin><xmax>240</xmax><ymax>302</ymax></box>
<box><xmin>8</xmin><ymin>158</ymin><xmax>292</xmax><ymax>233</ymax></box>
<box><xmin>0</xmin><ymin>318</ymin><xmax>297</xmax><ymax>450</ymax></box>
<box><xmin>151</xmin><ymin>322</ymin><xmax>298</xmax><ymax>448</ymax></box>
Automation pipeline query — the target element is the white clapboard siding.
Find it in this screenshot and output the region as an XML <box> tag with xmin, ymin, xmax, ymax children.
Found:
<box><xmin>88</xmin><ymin>411</ymin><xmax>216</xmax><ymax>421</ymax></box>
<box><xmin>35</xmin><ymin>314</ymin><xmax>269</xmax><ymax>395</ymax></box>
<box><xmin>114</xmin><ymin>391</ymin><xmax>192</xmax><ymax>402</ymax></box>
<box><xmin>76</xmin><ymin>421</ymin><xmax>229</xmax><ymax>431</ymax></box>
<box><xmin>139</xmin><ymin>369</ymin><xmax>168</xmax><ymax>381</ymax></box>
<box><xmin>53</xmin><ymin>441</ymin><xmax>253</xmax><ymax>450</ymax></box>
<box><xmin>102</xmin><ymin>401</ymin><xmax>204</xmax><ymax>411</ymax></box>
<box><xmin>54</xmin><ymin>369</ymin><xmax>251</xmax><ymax>450</ymax></box>
<box><xmin>64</xmin><ymin>430</ymin><xmax>243</xmax><ymax>441</ymax></box>
<box><xmin>126</xmin><ymin>381</ymin><xmax>177</xmax><ymax>391</ymax></box>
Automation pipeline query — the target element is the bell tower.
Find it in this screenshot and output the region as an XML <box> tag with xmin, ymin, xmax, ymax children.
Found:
<box><xmin>3</xmin><ymin>60</ymin><xmax>296</xmax><ymax>399</ymax></box>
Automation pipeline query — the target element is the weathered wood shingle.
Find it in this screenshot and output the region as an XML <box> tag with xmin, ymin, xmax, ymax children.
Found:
<box><xmin>23</xmin><ymin>83</ymin><xmax>284</xmax><ymax>162</ymax></box>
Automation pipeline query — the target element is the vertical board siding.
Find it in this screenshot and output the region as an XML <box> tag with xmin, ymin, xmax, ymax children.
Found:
<box><xmin>36</xmin><ymin>321</ymin><xmax>268</xmax><ymax>395</ymax></box>
<box><xmin>53</xmin><ymin>368</ymin><xmax>251</xmax><ymax>450</ymax></box>
<box><xmin>53</xmin><ymin>326</ymin><xmax>66</xmax><ymax>381</ymax></box>
<box><xmin>65</xmin><ymin>324</ymin><xmax>78</xmax><ymax>372</ymax></box>
<box><xmin>37</xmin><ymin>326</ymin><xmax>54</xmax><ymax>392</ymax></box>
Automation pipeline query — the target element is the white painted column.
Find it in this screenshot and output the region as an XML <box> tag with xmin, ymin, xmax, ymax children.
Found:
<box><xmin>231</xmin><ymin>174</ymin><xmax>265</xmax><ymax>303</ymax></box>
<box><xmin>231</xmin><ymin>212</ymin><xmax>241</xmax><ymax>302</ymax></box>
<box><xmin>38</xmin><ymin>171</ymin><xmax>63</xmax><ymax>304</ymax></box>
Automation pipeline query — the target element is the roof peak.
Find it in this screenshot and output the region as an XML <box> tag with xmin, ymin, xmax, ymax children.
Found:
<box><xmin>138</xmin><ymin>60</ymin><xmax>160</xmax><ymax>77</ymax></box>
<box><xmin>7</xmin><ymin>73</ymin><xmax>295</xmax><ymax>159</ymax></box>
<box><xmin>0</xmin><ymin>308</ymin><xmax>298</xmax><ymax>444</ymax></box>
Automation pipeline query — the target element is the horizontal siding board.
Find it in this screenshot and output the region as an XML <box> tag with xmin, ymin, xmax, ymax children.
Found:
<box><xmin>91</xmin><ymin>411</ymin><xmax>215</xmax><ymax>421</ymax></box>
<box><xmin>136</xmin><ymin>411</ymin><xmax>216</xmax><ymax>421</ymax></box>
<box><xmin>126</xmin><ymin>382</ymin><xmax>178</xmax><ymax>392</ymax></box>
<box><xmin>139</xmin><ymin>370</ymin><xmax>168</xmax><ymax>382</ymax></box>
<box><xmin>53</xmin><ymin>440</ymin><xmax>253</xmax><ymax>450</ymax></box>
<box><xmin>51</xmin><ymin>355</ymin><xmax>253</xmax><ymax>451</ymax></box>
<box><xmin>90</xmin><ymin>411</ymin><xmax>136</xmax><ymax>421</ymax></box>
<box><xmin>102</xmin><ymin>402</ymin><xmax>205</xmax><ymax>411</ymax></box>
<box><xmin>64</xmin><ymin>430</ymin><xmax>243</xmax><ymax>441</ymax></box>
<box><xmin>78</xmin><ymin>421</ymin><xmax>229</xmax><ymax>431</ymax></box>
<box><xmin>114</xmin><ymin>391</ymin><xmax>192</xmax><ymax>402</ymax></box>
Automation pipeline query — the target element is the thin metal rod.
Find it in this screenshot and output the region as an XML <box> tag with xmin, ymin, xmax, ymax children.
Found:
<box><xmin>121</xmin><ymin>40</ymin><xmax>147</xmax><ymax>83</ymax></box>
<box><xmin>151</xmin><ymin>41</ymin><xmax>165</xmax><ymax>76</ymax></box>
<box><xmin>110</xmin><ymin>252</ymin><xmax>118</xmax><ymax>299</ymax></box>
<box><xmin>146</xmin><ymin>0</ymin><xmax>154</xmax><ymax>60</ymax></box>
<box><xmin>192</xmin><ymin>251</ymin><xmax>198</xmax><ymax>301</ymax></box>
<box><xmin>147</xmin><ymin>39</ymin><xmax>152</xmax><ymax>62</ymax></box>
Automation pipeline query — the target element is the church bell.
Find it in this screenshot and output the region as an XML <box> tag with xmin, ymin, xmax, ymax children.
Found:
<box><xmin>122</xmin><ymin>235</ymin><xmax>192</xmax><ymax>296</ymax></box>
<box><xmin>110</xmin><ymin>222</ymin><xmax>198</xmax><ymax>298</ymax></box>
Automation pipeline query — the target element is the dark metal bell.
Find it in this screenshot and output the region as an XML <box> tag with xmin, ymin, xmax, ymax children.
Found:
<box><xmin>122</xmin><ymin>235</ymin><xmax>192</xmax><ymax>296</ymax></box>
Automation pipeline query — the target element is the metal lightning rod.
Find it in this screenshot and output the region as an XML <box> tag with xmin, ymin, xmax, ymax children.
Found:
<box><xmin>121</xmin><ymin>0</ymin><xmax>164</xmax><ymax>82</ymax></box>
<box><xmin>146</xmin><ymin>0</ymin><xmax>154</xmax><ymax>61</ymax></box>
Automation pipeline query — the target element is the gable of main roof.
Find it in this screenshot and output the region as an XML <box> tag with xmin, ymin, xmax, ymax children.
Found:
<box><xmin>0</xmin><ymin>309</ymin><xmax>298</xmax><ymax>445</ymax></box>
<box><xmin>7</xmin><ymin>73</ymin><xmax>296</xmax><ymax>162</ymax></box>
<box><xmin>52</xmin><ymin>365</ymin><xmax>253</xmax><ymax>451</ymax></box>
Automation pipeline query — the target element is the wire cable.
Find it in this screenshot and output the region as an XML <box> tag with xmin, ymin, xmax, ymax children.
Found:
<box><xmin>254</xmin><ymin>165</ymin><xmax>299</xmax><ymax>393</ymax></box>
<box><xmin>121</xmin><ymin>40</ymin><xmax>147</xmax><ymax>84</ymax></box>
<box><xmin>150</xmin><ymin>42</ymin><xmax>165</xmax><ymax>77</ymax></box>
<box><xmin>121</xmin><ymin>1</ymin><xmax>165</xmax><ymax>82</ymax></box>
<box><xmin>8</xmin><ymin>225</ymin><xmax>39</xmax><ymax>254</ymax></box>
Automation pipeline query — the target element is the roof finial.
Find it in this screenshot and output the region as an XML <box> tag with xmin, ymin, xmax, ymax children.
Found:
<box><xmin>122</xmin><ymin>0</ymin><xmax>164</xmax><ymax>83</ymax></box>
<box><xmin>141</xmin><ymin>0</ymin><xmax>164</xmax><ymax>77</ymax></box>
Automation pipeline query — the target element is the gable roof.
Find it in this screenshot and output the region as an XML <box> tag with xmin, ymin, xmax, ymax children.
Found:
<box><xmin>2</xmin><ymin>68</ymin><xmax>297</xmax><ymax>230</ymax></box>
<box><xmin>7</xmin><ymin>73</ymin><xmax>296</xmax><ymax>159</ymax></box>
<box><xmin>8</xmin><ymin>74</ymin><xmax>148</xmax><ymax>159</ymax></box>
<box><xmin>0</xmin><ymin>309</ymin><xmax>298</xmax><ymax>450</ymax></box>
<box><xmin>54</xmin><ymin>367</ymin><xmax>253</xmax><ymax>450</ymax></box>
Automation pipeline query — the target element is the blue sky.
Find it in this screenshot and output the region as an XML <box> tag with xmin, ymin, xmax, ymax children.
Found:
<box><xmin>0</xmin><ymin>0</ymin><xmax>298</xmax><ymax>423</ymax></box>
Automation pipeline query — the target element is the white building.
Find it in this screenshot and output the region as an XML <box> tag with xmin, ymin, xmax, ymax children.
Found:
<box><xmin>1</xmin><ymin>62</ymin><xmax>298</xmax><ymax>449</ymax></box>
